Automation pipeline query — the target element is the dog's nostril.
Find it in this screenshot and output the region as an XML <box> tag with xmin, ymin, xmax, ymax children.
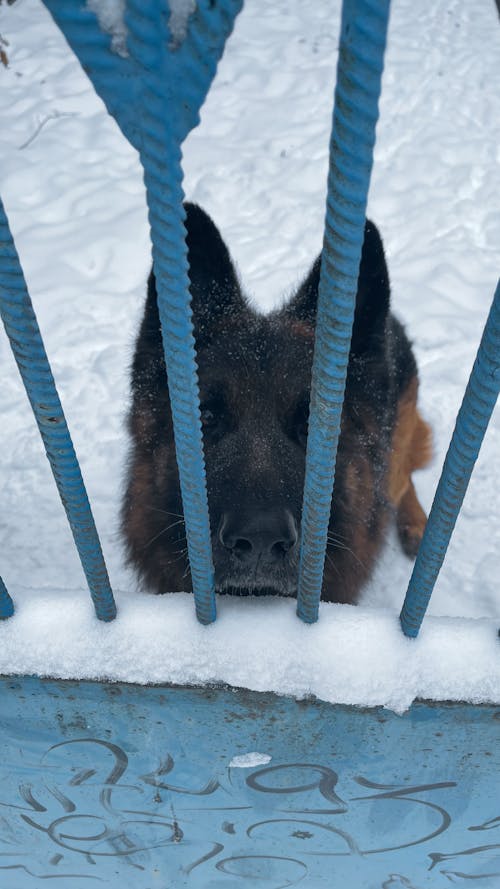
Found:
<box><xmin>219</xmin><ymin>510</ymin><xmax>298</xmax><ymax>564</ymax></box>
<box><xmin>219</xmin><ymin>523</ymin><xmax>253</xmax><ymax>558</ymax></box>
<box><xmin>270</xmin><ymin>538</ymin><xmax>292</xmax><ymax>559</ymax></box>
<box><xmin>233</xmin><ymin>538</ymin><xmax>253</xmax><ymax>559</ymax></box>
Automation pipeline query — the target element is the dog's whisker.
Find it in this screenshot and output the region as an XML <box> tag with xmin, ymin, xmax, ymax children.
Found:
<box><xmin>143</xmin><ymin>519</ymin><xmax>185</xmax><ymax>550</ymax></box>
<box><xmin>326</xmin><ymin>528</ymin><xmax>350</xmax><ymax>542</ymax></box>
<box><xmin>327</xmin><ymin>538</ymin><xmax>367</xmax><ymax>571</ymax></box>
<box><xmin>165</xmin><ymin>547</ymin><xmax>189</xmax><ymax>568</ymax></box>
<box><xmin>324</xmin><ymin>552</ymin><xmax>341</xmax><ymax>580</ymax></box>
<box><xmin>144</xmin><ymin>506</ymin><xmax>185</xmax><ymax>519</ymax></box>
<box><xmin>172</xmin><ymin>544</ymin><xmax>188</xmax><ymax>557</ymax></box>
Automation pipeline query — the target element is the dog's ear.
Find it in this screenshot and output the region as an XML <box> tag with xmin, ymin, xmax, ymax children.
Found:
<box><xmin>286</xmin><ymin>254</ymin><xmax>322</xmax><ymax>326</ymax></box>
<box><xmin>286</xmin><ymin>219</ymin><xmax>390</xmax><ymax>353</ymax></box>
<box><xmin>184</xmin><ymin>202</ymin><xmax>244</xmax><ymax>343</ymax></box>
<box><xmin>353</xmin><ymin>219</ymin><xmax>391</xmax><ymax>353</ymax></box>
<box><xmin>132</xmin><ymin>204</ymin><xmax>244</xmax><ymax>403</ymax></box>
<box><xmin>146</xmin><ymin>202</ymin><xmax>244</xmax><ymax>344</ymax></box>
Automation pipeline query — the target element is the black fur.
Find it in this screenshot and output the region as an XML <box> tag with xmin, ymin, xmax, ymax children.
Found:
<box><xmin>122</xmin><ymin>203</ymin><xmax>420</xmax><ymax>603</ymax></box>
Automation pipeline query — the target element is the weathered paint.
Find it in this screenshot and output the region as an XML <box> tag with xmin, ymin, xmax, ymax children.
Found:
<box><xmin>1</xmin><ymin>677</ymin><xmax>499</xmax><ymax>887</ymax></box>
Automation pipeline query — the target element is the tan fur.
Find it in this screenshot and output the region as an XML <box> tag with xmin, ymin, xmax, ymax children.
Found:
<box><xmin>322</xmin><ymin>413</ymin><xmax>390</xmax><ymax>604</ymax></box>
<box><xmin>388</xmin><ymin>376</ymin><xmax>432</xmax><ymax>556</ymax></box>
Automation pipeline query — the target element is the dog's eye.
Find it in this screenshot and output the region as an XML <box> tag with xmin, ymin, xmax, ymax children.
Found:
<box><xmin>200</xmin><ymin>407</ymin><xmax>217</xmax><ymax>429</ymax></box>
<box><xmin>199</xmin><ymin>393</ymin><xmax>231</xmax><ymax>441</ymax></box>
<box><xmin>200</xmin><ymin>398</ymin><xmax>229</xmax><ymax>437</ymax></box>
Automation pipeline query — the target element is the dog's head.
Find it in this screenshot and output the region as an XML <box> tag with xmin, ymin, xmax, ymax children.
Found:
<box><xmin>124</xmin><ymin>203</ymin><xmax>394</xmax><ymax>602</ymax></box>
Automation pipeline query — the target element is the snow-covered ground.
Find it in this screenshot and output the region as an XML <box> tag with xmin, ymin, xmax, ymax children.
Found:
<box><xmin>0</xmin><ymin>0</ymin><xmax>498</xmax><ymax>709</ymax></box>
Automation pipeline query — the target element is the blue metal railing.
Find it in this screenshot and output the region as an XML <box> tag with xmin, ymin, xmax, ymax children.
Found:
<box><xmin>296</xmin><ymin>0</ymin><xmax>390</xmax><ymax>624</ymax></box>
<box><xmin>0</xmin><ymin>576</ymin><xmax>14</xmax><ymax>620</ymax></box>
<box><xmin>41</xmin><ymin>0</ymin><xmax>244</xmax><ymax>625</ymax></box>
<box><xmin>0</xmin><ymin>198</ymin><xmax>116</xmax><ymax>622</ymax></box>
<box><xmin>400</xmin><ymin>280</ymin><xmax>500</xmax><ymax>637</ymax></box>
<box><xmin>125</xmin><ymin>0</ymin><xmax>215</xmax><ymax>625</ymax></box>
<box><xmin>0</xmin><ymin>0</ymin><xmax>498</xmax><ymax>636</ymax></box>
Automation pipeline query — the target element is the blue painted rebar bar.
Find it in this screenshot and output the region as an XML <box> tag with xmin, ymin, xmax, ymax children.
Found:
<box><xmin>296</xmin><ymin>0</ymin><xmax>391</xmax><ymax>623</ymax></box>
<box><xmin>41</xmin><ymin>1</ymin><xmax>142</xmax><ymax>151</ymax></box>
<box><xmin>0</xmin><ymin>199</ymin><xmax>116</xmax><ymax>622</ymax></box>
<box><xmin>37</xmin><ymin>0</ymin><xmax>242</xmax><ymax>624</ymax></box>
<box><xmin>42</xmin><ymin>0</ymin><xmax>244</xmax><ymax>149</ymax></box>
<box><xmin>0</xmin><ymin>576</ymin><xmax>14</xmax><ymax>620</ymax></box>
<box><xmin>123</xmin><ymin>0</ymin><xmax>241</xmax><ymax>623</ymax></box>
<box><xmin>400</xmin><ymin>280</ymin><xmax>500</xmax><ymax>638</ymax></box>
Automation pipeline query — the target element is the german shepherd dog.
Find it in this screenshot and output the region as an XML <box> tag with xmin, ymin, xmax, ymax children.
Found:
<box><xmin>122</xmin><ymin>204</ymin><xmax>431</xmax><ymax>604</ymax></box>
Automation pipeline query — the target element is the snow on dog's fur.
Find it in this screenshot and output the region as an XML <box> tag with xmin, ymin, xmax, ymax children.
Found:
<box><xmin>122</xmin><ymin>204</ymin><xmax>431</xmax><ymax>603</ymax></box>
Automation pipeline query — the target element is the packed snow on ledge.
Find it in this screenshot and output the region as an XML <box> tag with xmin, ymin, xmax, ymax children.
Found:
<box><xmin>0</xmin><ymin>0</ymin><xmax>499</xmax><ymax>713</ymax></box>
<box><xmin>0</xmin><ymin>589</ymin><xmax>498</xmax><ymax>715</ymax></box>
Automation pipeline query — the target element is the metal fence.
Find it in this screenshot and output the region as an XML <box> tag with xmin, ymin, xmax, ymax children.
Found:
<box><xmin>0</xmin><ymin>0</ymin><xmax>498</xmax><ymax>638</ymax></box>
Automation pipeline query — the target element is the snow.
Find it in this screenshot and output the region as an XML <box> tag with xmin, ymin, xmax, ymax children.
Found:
<box><xmin>0</xmin><ymin>0</ymin><xmax>498</xmax><ymax>712</ymax></box>
<box><xmin>229</xmin><ymin>752</ymin><xmax>272</xmax><ymax>768</ymax></box>
<box><xmin>85</xmin><ymin>0</ymin><xmax>196</xmax><ymax>53</ymax></box>
<box><xmin>87</xmin><ymin>0</ymin><xmax>127</xmax><ymax>57</ymax></box>
<box><xmin>0</xmin><ymin>589</ymin><xmax>498</xmax><ymax>715</ymax></box>
<box><xmin>168</xmin><ymin>0</ymin><xmax>197</xmax><ymax>48</ymax></box>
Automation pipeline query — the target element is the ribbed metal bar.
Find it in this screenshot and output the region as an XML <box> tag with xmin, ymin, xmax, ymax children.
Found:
<box><xmin>41</xmin><ymin>0</ymin><xmax>244</xmax><ymax>151</ymax></box>
<box><xmin>400</xmin><ymin>280</ymin><xmax>500</xmax><ymax>638</ymax></box>
<box><xmin>0</xmin><ymin>576</ymin><xmax>14</xmax><ymax>620</ymax></box>
<box><xmin>297</xmin><ymin>0</ymin><xmax>391</xmax><ymax>623</ymax></box>
<box><xmin>170</xmin><ymin>0</ymin><xmax>245</xmax><ymax>141</ymax></box>
<box><xmin>0</xmin><ymin>199</ymin><xmax>116</xmax><ymax>622</ymax></box>
<box><xmin>41</xmin><ymin>0</ymin><xmax>143</xmax><ymax>151</ymax></box>
<box><xmin>125</xmin><ymin>0</ymin><xmax>244</xmax><ymax>624</ymax></box>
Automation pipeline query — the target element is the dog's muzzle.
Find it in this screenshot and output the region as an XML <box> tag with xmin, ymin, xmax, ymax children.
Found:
<box><xmin>214</xmin><ymin>508</ymin><xmax>299</xmax><ymax>596</ymax></box>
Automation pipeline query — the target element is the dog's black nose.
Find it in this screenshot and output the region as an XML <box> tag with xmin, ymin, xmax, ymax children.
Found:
<box><xmin>219</xmin><ymin>510</ymin><xmax>298</xmax><ymax>564</ymax></box>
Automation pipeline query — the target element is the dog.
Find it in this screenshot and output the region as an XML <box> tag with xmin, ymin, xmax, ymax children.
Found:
<box><xmin>122</xmin><ymin>203</ymin><xmax>431</xmax><ymax>604</ymax></box>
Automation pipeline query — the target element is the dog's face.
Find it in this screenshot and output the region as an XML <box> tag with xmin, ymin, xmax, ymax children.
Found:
<box><xmin>123</xmin><ymin>204</ymin><xmax>402</xmax><ymax>603</ymax></box>
<box><xmin>196</xmin><ymin>313</ymin><xmax>315</xmax><ymax>596</ymax></box>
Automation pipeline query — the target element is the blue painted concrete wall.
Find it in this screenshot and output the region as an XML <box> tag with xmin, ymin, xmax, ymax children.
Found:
<box><xmin>0</xmin><ymin>678</ymin><xmax>499</xmax><ymax>887</ymax></box>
